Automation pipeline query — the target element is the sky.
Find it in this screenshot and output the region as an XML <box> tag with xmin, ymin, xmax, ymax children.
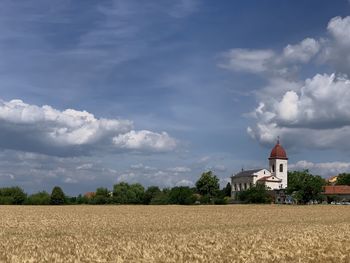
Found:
<box><xmin>2</xmin><ymin>0</ymin><xmax>350</xmax><ymax>195</ymax></box>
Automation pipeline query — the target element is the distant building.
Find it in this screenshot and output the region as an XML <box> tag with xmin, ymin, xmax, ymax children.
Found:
<box><xmin>231</xmin><ymin>139</ymin><xmax>288</xmax><ymax>200</ymax></box>
<box><xmin>322</xmin><ymin>185</ymin><xmax>350</xmax><ymax>201</ymax></box>
<box><xmin>84</xmin><ymin>192</ymin><xmax>96</xmax><ymax>199</ymax></box>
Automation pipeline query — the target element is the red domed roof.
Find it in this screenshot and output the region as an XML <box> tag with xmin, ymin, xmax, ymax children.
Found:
<box><xmin>269</xmin><ymin>139</ymin><xmax>288</xmax><ymax>160</ymax></box>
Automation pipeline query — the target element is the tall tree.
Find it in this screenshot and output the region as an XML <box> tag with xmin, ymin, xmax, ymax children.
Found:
<box><xmin>143</xmin><ymin>186</ymin><xmax>161</xmax><ymax>205</ymax></box>
<box><xmin>222</xmin><ymin>182</ymin><xmax>232</xmax><ymax>197</ymax></box>
<box><xmin>50</xmin><ymin>186</ymin><xmax>66</xmax><ymax>205</ymax></box>
<box><xmin>287</xmin><ymin>170</ymin><xmax>326</xmax><ymax>204</ymax></box>
<box><xmin>168</xmin><ymin>186</ymin><xmax>195</xmax><ymax>205</ymax></box>
<box><xmin>195</xmin><ymin>171</ymin><xmax>220</xmax><ymax>198</ymax></box>
<box><xmin>113</xmin><ymin>182</ymin><xmax>145</xmax><ymax>204</ymax></box>
<box><xmin>93</xmin><ymin>187</ymin><xmax>111</xmax><ymax>204</ymax></box>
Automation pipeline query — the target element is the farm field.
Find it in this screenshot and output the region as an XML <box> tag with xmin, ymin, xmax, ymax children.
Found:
<box><xmin>0</xmin><ymin>205</ymin><xmax>349</xmax><ymax>262</ymax></box>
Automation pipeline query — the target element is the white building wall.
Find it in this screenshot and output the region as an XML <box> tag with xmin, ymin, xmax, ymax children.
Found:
<box><xmin>252</xmin><ymin>169</ymin><xmax>271</xmax><ymax>184</ymax></box>
<box><xmin>269</xmin><ymin>159</ymin><xmax>288</xmax><ymax>188</ymax></box>
<box><xmin>264</xmin><ymin>180</ymin><xmax>282</xmax><ymax>190</ymax></box>
<box><xmin>231</xmin><ymin>169</ymin><xmax>272</xmax><ymax>199</ymax></box>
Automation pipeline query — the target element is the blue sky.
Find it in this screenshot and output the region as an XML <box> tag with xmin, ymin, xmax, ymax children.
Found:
<box><xmin>1</xmin><ymin>0</ymin><xmax>350</xmax><ymax>195</ymax></box>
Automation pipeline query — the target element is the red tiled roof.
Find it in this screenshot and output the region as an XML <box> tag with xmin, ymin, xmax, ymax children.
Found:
<box><xmin>323</xmin><ymin>185</ymin><xmax>350</xmax><ymax>195</ymax></box>
<box><xmin>84</xmin><ymin>192</ymin><xmax>96</xmax><ymax>199</ymax></box>
<box><xmin>269</xmin><ymin>140</ymin><xmax>288</xmax><ymax>160</ymax></box>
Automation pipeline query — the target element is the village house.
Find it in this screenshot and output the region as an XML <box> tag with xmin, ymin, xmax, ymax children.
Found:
<box><xmin>322</xmin><ymin>176</ymin><xmax>350</xmax><ymax>202</ymax></box>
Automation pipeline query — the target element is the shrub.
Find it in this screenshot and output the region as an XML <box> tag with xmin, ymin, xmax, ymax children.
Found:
<box><xmin>26</xmin><ymin>191</ymin><xmax>50</xmax><ymax>205</ymax></box>
<box><xmin>238</xmin><ymin>184</ymin><xmax>272</xmax><ymax>204</ymax></box>
<box><xmin>168</xmin><ymin>187</ymin><xmax>195</xmax><ymax>205</ymax></box>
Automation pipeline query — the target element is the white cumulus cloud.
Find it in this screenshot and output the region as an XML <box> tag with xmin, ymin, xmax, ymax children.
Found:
<box><xmin>0</xmin><ymin>98</ymin><xmax>177</xmax><ymax>155</ymax></box>
<box><xmin>290</xmin><ymin>160</ymin><xmax>350</xmax><ymax>176</ymax></box>
<box><xmin>327</xmin><ymin>16</ymin><xmax>350</xmax><ymax>47</ymax></box>
<box><xmin>282</xmin><ymin>38</ymin><xmax>320</xmax><ymax>63</ymax></box>
<box><xmin>220</xmin><ymin>38</ymin><xmax>320</xmax><ymax>77</ymax></box>
<box><xmin>113</xmin><ymin>130</ymin><xmax>177</xmax><ymax>152</ymax></box>
<box><xmin>219</xmin><ymin>49</ymin><xmax>275</xmax><ymax>74</ymax></box>
<box><xmin>248</xmin><ymin>73</ymin><xmax>350</xmax><ymax>149</ymax></box>
<box><xmin>221</xmin><ymin>14</ymin><xmax>350</xmax><ymax>152</ymax></box>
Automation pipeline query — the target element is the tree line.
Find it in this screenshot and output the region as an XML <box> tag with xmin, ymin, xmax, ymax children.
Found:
<box><xmin>0</xmin><ymin>171</ymin><xmax>232</xmax><ymax>205</ymax></box>
<box><xmin>1</xmin><ymin>170</ymin><xmax>348</xmax><ymax>205</ymax></box>
<box><xmin>237</xmin><ymin>170</ymin><xmax>350</xmax><ymax>204</ymax></box>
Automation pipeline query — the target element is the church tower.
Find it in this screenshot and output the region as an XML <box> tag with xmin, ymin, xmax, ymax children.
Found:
<box><xmin>268</xmin><ymin>138</ymin><xmax>288</xmax><ymax>189</ymax></box>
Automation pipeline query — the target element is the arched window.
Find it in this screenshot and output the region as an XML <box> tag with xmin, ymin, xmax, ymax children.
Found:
<box><xmin>279</xmin><ymin>164</ymin><xmax>283</xmax><ymax>172</ymax></box>
<box><xmin>239</xmin><ymin>183</ymin><xmax>242</xmax><ymax>191</ymax></box>
<box><xmin>272</xmin><ymin>164</ymin><xmax>275</xmax><ymax>172</ymax></box>
<box><xmin>244</xmin><ymin>183</ymin><xmax>247</xmax><ymax>190</ymax></box>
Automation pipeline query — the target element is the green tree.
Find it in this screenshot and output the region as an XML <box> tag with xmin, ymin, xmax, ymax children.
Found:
<box><xmin>112</xmin><ymin>182</ymin><xmax>145</xmax><ymax>204</ymax></box>
<box><xmin>0</xmin><ymin>187</ymin><xmax>27</xmax><ymax>205</ymax></box>
<box><xmin>168</xmin><ymin>186</ymin><xmax>195</xmax><ymax>205</ymax></box>
<box><xmin>221</xmin><ymin>182</ymin><xmax>232</xmax><ymax>197</ymax></box>
<box><xmin>92</xmin><ymin>187</ymin><xmax>111</xmax><ymax>204</ymax></box>
<box><xmin>287</xmin><ymin>170</ymin><xmax>326</xmax><ymax>204</ymax></box>
<box><xmin>76</xmin><ymin>194</ymin><xmax>88</xmax><ymax>204</ymax></box>
<box><xmin>50</xmin><ymin>186</ymin><xmax>66</xmax><ymax>205</ymax></box>
<box><xmin>195</xmin><ymin>171</ymin><xmax>220</xmax><ymax>200</ymax></box>
<box><xmin>129</xmin><ymin>183</ymin><xmax>145</xmax><ymax>204</ymax></box>
<box><xmin>336</xmin><ymin>173</ymin><xmax>350</xmax><ymax>185</ymax></box>
<box><xmin>26</xmin><ymin>191</ymin><xmax>50</xmax><ymax>205</ymax></box>
<box><xmin>113</xmin><ymin>182</ymin><xmax>132</xmax><ymax>204</ymax></box>
<box><xmin>150</xmin><ymin>189</ymin><xmax>170</xmax><ymax>205</ymax></box>
<box><xmin>237</xmin><ymin>184</ymin><xmax>272</xmax><ymax>203</ymax></box>
<box><xmin>143</xmin><ymin>186</ymin><xmax>161</xmax><ymax>205</ymax></box>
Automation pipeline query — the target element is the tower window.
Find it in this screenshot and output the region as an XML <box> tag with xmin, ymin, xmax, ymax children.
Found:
<box><xmin>272</xmin><ymin>164</ymin><xmax>275</xmax><ymax>172</ymax></box>
<box><xmin>279</xmin><ymin>164</ymin><xmax>283</xmax><ymax>172</ymax></box>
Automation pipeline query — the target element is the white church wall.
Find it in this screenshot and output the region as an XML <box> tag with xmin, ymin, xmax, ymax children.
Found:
<box><xmin>269</xmin><ymin>159</ymin><xmax>288</xmax><ymax>188</ymax></box>
<box><xmin>252</xmin><ymin>169</ymin><xmax>271</xmax><ymax>184</ymax></box>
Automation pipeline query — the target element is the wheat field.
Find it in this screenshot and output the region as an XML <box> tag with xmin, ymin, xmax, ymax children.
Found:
<box><xmin>0</xmin><ymin>205</ymin><xmax>349</xmax><ymax>262</ymax></box>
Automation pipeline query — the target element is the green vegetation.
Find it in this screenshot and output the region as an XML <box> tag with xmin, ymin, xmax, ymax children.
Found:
<box><xmin>195</xmin><ymin>171</ymin><xmax>220</xmax><ymax>199</ymax></box>
<box><xmin>50</xmin><ymin>186</ymin><xmax>66</xmax><ymax>205</ymax></box>
<box><xmin>0</xmin><ymin>170</ymin><xmax>233</xmax><ymax>205</ymax></box>
<box><xmin>25</xmin><ymin>191</ymin><xmax>50</xmax><ymax>205</ymax></box>
<box><xmin>0</xmin><ymin>169</ymin><xmax>333</xmax><ymax>205</ymax></box>
<box><xmin>113</xmin><ymin>182</ymin><xmax>145</xmax><ymax>204</ymax></box>
<box><xmin>0</xmin><ymin>187</ymin><xmax>26</xmax><ymax>205</ymax></box>
<box><xmin>143</xmin><ymin>186</ymin><xmax>161</xmax><ymax>205</ymax></box>
<box><xmin>335</xmin><ymin>173</ymin><xmax>350</xmax><ymax>185</ymax></box>
<box><xmin>237</xmin><ymin>184</ymin><xmax>273</xmax><ymax>204</ymax></box>
<box><xmin>287</xmin><ymin>170</ymin><xmax>326</xmax><ymax>204</ymax></box>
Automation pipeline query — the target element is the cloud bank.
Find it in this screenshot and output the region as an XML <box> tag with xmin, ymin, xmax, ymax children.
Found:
<box><xmin>290</xmin><ymin>160</ymin><xmax>350</xmax><ymax>177</ymax></box>
<box><xmin>222</xmin><ymin>15</ymin><xmax>350</xmax><ymax>151</ymax></box>
<box><xmin>0</xmin><ymin>99</ymin><xmax>177</xmax><ymax>156</ymax></box>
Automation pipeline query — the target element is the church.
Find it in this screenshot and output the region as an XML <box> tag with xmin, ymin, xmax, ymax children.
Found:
<box><xmin>231</xmin><ymin>139</ymin><xmax>288</xmax><ymax>200</ymax></box>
